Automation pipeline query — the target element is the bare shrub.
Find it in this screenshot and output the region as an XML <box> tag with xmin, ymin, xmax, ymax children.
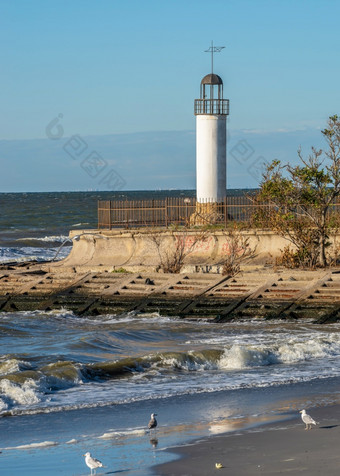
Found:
<box><xmin>218</xmin><ymin>225</ymin><xmax>257</xmax><ymax>276</ymax></box>
<box><xmin>149</xmin><ymin>227</ymin><xmax>208</xmax><ymax>273</ymax></box>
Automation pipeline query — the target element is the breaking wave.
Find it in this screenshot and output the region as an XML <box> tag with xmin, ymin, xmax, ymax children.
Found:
<box><xmin>1</xmin><ymin>330</ymin><xmax>340</xmax><ymax>416</ymax></box>
<box><xmin>0</xmin><ymin>245</ymin><xmax>70</xmax><ymax>263</ymax></box>
<box><xmin>16</xmin><ymin>235</ymin><xmax>69</xmax><ymax>243</ymax></box>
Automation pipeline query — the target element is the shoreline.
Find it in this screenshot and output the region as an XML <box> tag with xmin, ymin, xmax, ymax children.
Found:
<box><xmin>154</xmin><ymin>404</ymin><xmax>340</xmax><ymax>475</ymax></box>
<box><xmin>2</xmin><ymin>367</ymin><xmax>340</xmax><ymax>475</ymax></box>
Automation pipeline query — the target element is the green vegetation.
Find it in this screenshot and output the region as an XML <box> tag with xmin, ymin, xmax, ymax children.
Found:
<box><xmin>255</xmin><ymin>115</ymin><xmax>340</xmax><ymax>268</ymax></box>
<box><xmin>112</xmin><ymin>267</ymin><xmax>129</xmax><ymax>273</ymax></box>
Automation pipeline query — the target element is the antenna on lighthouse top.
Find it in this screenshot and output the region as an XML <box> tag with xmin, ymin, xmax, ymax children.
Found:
<box><xmin>204</xmin><ymin>41</ymin><xmax>225</xmax><ymax>74</ymax></box>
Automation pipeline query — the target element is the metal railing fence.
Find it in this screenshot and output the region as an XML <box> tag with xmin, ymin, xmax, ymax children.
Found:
<box><xmin>97</xmin><ymin>196</ymin><xmax>269</xmax><ymax>229</ymax></box>
<box><xmin>98</xmin><ymin>196</ymin><xmax>340</xmax><ymax>230</ymax></box>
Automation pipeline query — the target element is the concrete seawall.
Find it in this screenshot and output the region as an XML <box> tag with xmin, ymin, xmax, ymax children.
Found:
<box><xmin>1</xmin><ymin>260</ymin><xmax>340</xmax><ymax>322</ymax></box>
<box><xmin>53</xmin><ymin>229</ymin><xmax>294</xmax><ymax>272</ymax></box>
<box><xmin>2</xmin><ymin>229</ymin><xmax>340</xmax><ymax>321</ymax></box>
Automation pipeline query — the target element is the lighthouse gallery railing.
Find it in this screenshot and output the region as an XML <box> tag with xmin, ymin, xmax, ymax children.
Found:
<box><xmin>194</xmin><ymin>98</ymin><xmax>229</xmax><ymax>115</ymax></box>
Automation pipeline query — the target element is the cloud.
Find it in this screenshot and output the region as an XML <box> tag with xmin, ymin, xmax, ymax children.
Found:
<box><xmin>0</xmin><ymin>128</ymin><xmax>324</xmax><ymax>192</ymax></box>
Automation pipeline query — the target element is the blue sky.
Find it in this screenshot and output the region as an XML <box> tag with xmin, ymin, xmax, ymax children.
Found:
<box><xmin>0</xmin><ymin>0</ymin><xmax>339</xmax><ymax>191</ymax></box>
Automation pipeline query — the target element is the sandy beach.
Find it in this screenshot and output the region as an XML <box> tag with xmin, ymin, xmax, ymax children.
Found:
<box><xmin>155</xmin><ymin>404</ymin><xmax>340</xmax><ymax>475</ymax></box>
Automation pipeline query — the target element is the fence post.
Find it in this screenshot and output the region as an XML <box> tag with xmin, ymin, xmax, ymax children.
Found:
<box><xmin>109</xmin><ymin>200</ymin><xmax>112</xmax><ymax>230</ymax></box>
<box><xmin>165</xmin><ymin>197</ymin><xmax>168</xmax><ymax>228</ymax></box>
<box><xmin>97</xmin><ymin>201</ymin><xmax>100</xmax><ymax>229</ymax></box>
<box><xmin>126</xmin><ymin>199</ymin><xmax>129</xmax><ymax>229</ymax></box>
<box><xmin>224</xmin><ymin>196</ymin><xmax>227</xmax><ymax>229</ymax></box>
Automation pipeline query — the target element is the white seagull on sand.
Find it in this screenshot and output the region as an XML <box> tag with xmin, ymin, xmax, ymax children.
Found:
<box><xmin>84</xmin><ymin>452</ymin><xmax>103</xmax><ymax>475</ymax></box>
<box><xmin>148</xmin><ymin>412</ymin><xmax>157</xmax><ymax>431</ymax></box>
<box><xmin>300</xmin><ymin>409</ymin><xmax>317</xmax><ymax>430</ymax></box>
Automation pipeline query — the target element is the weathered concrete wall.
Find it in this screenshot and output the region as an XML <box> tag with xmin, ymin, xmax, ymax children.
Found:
<box><xmin>51</xmin><ymin>229</ymin><xmax>295</xmax><ymax>271</ymax></box>
<box><xmin>3</xmin><ymin>262</ymin><xmax>340</xmax><ymax>322</ymax></box>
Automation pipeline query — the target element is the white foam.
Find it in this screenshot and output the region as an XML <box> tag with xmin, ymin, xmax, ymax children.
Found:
<box><xmin>0</xmin><ymin>359</ymin><xmax>32</xmax><ymax>376</ymax></box>
<box><xmin>161</xmin><ymin>353</ymin><xmax>217</xmax><ymax>371</ymax></box>
<box><xmin>0</xmin><ymin>309</ymin><xmax>76</xmax><ymax>321</ymax></box>
<box><xmin>5</xmin><ymin>441</ymin><xmax>58</xmax><ymax>450</ymax></box>
<box><xmin>0</xmin><ymin>246</ymin><xmax>70</xmax><ymax>263</ymax></box>
<box><xmin>218</xmin><ymin>334</ymin><xmax>340</xmax><ymax>370</ymax></box>
<box><xmin>17</xmin><ymin>235</ymin><xmax>69</xmax><ymax>243</ymax></box>
<box><xmin>0</xmin><ymin>378</ymin><xmax>40</xmax><ymax>405</ymax></box>
<box><xmin>219</xmin><ymin>345</ymin><xmax>276</xmax><ymax>369</ymax></box>
<box><xmin>98</xmin><ymin>428</ymin><xmax>146</xmax><ymax>439</ymax></box>
<box><xmin>98</xmin><ymin>431</ymin><xmax>118</xmax><ymax>439</ymax></box>
<box><xmin>0</xmin><ymin>397</ymin><xmax>8</xmax><ymax>412</ymax></box>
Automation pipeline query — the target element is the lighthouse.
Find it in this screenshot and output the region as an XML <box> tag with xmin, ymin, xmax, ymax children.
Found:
<box><xmin>194</xmin><ymin>43</ymin><xmax>229</xmax><ymax>206</ymax></box>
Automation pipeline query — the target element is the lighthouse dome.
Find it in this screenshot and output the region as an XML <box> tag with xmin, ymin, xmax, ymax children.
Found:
<box><xmin>201</xmin><ymin>74</ymin><xmax>223</xmax><ymax>85</ymax></box>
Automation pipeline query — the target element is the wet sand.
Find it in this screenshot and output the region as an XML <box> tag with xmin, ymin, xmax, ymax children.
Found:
<box><xmin>155</xmin><ymin>404</ymin><xmax>340</xmax><ymax>475</ymax></box>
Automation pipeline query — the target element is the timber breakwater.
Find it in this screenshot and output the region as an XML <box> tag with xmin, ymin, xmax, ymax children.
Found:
<box><xmin>1</xmin><ymin>261</ymin><xmax>340</xmax><ymax>323</ymax></box>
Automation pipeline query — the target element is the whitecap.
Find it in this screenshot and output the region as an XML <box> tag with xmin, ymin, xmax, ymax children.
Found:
<box><xmin>0</xmin><ymin>359</ymin><xmax>32</xmax><ymax>376</ymax></box>
<box><xmin>0</xmin><ymin>378</ymin><xmax>40</xmax><ymax>405</ymax></box>
<box><xmin>5</xmin><ymin>441</ymin><xmax>58</xmax><ymax>450</ymax></box>
<box><xmin>219</xmin><ymin>345</ymin><xmax>278</xmax><ymax>370</ymax></box>
<box><xmin>0</xmin><ymin>246</ymin><xmax>70</xmax><ymax>263</ymax></box>
<box><xmin>98</xmin><ymin>428</ymin><xmax>146</xmax><ymax>439</ymax></box>
<box><xmin>16</xmin><ymin>235</ymin><xmax>69</xmax><ymax>243</ymax></box>
<box><xmin>218</xmin><ymin>333</ymin><xmax>340</xmax><ymax>370</ymax></box>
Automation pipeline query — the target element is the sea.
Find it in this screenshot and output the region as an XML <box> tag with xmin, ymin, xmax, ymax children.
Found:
<box><xmin>1</xmin><ymin>191</ymin><xmax>340</xmax><ymax>475</ymax></box>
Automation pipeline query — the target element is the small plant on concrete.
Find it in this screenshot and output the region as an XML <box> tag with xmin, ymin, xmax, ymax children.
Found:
<box><xmin>149</xmin><ymin>227</ymin><xmax>208</xmax><ymax>273</ymax></box>
<box><xmin>112</xmin><ymin>267</ymin><xmax>129</xmax><ymax>273</ymax></box>
<box><xmin>218</xmin><ymin>225</ymin><xmax>257</xmax><ymax>276</ymax></box>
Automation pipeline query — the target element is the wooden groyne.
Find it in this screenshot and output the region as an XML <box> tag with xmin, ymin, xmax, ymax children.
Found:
<box><xmin>1</xmin><ymin>262</ymin><xmax>340</xmax><ymax>323</ymax></box>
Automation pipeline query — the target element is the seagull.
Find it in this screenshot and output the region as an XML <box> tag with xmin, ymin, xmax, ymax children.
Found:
<box><xmin>83</xmin><ymin>452</ymin><xmax>103</xmax><ymax>475</ymax></box>
<box><xmin>300</xmin><ymin>409</ymin><xmax>317</xmax><ymax>430</ymax></box>
<box><xmin>148</xmin><ymin>412</ymin><xmax>157</xmax><ymax>431</ymax></box>
<box><xmin>215</xmin><ymin>462</ymin><xmax>224</xmax><ymax>469</ymax></box>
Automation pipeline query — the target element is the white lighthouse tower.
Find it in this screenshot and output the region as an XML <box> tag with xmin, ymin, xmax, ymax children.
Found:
<box><xmin>194</xmin><ymin>43</ymin><xmax>229</xmax><ymax>206</ymax></box>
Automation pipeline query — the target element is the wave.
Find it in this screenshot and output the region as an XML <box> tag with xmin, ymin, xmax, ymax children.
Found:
<box><xmin>16</xmin><ymin>235</ymin><xmax>69</xmax><ymax>243</ymax></box>
<box><xmin>0</xmin><ymin>358</ymin><xmax>83</xmax><ymax>413</ymax></box>
<box><xmin>0</xmin><ymin>246</ymin><xmax>70</xmax><ymax>263</ymax></box>
<box><xmin>219</xmin><ymin>334</ymin><xmax>340</xmax><ymax>370</ymax></box>
<box><xmin>1</xmin><ymin>321</ymin><xmax>340</xmax><ymax>417</ymax></box>
<box><xmin>4</xmin><ymin>441</ymin><xmax>58</xmax><ymax>450</ymax></box>
<box><xmin>1</xmin><ymin>372</ymin><xmax>336</xmax><ymax>419</ymax></box>
<box><xmin>1</xmin><ymin>333</ymin><xmax>340</xmax><ymax>412</ymax></box>
<box><xmin>98</xmin><ymin>428</ymin><xmax>146</xmax><ymax>439</ymax></box>
<box><xmin>0</xmin><ymin>378</ymin><xmax>40</xmax><ymax>408</ymax></box>
<box><xmin>0</xmin><ymin>358</ymin><xmax>32</xmax><ymax>376</ymax></box>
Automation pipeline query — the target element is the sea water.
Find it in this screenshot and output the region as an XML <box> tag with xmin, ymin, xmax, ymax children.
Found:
<box><xmin>1</xmin><ymin>192</ymin><xmax>340</xmax><ymax>475</ymax></box>
<box><xmin>0</xmin><ymin>190</ymin><xmax>200</xmax><ymax>264</ymax></box>
<box><xmin>2</xmin><ymin>311</ymin><xmax>340</xmax><ymax>475</ymax></box>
